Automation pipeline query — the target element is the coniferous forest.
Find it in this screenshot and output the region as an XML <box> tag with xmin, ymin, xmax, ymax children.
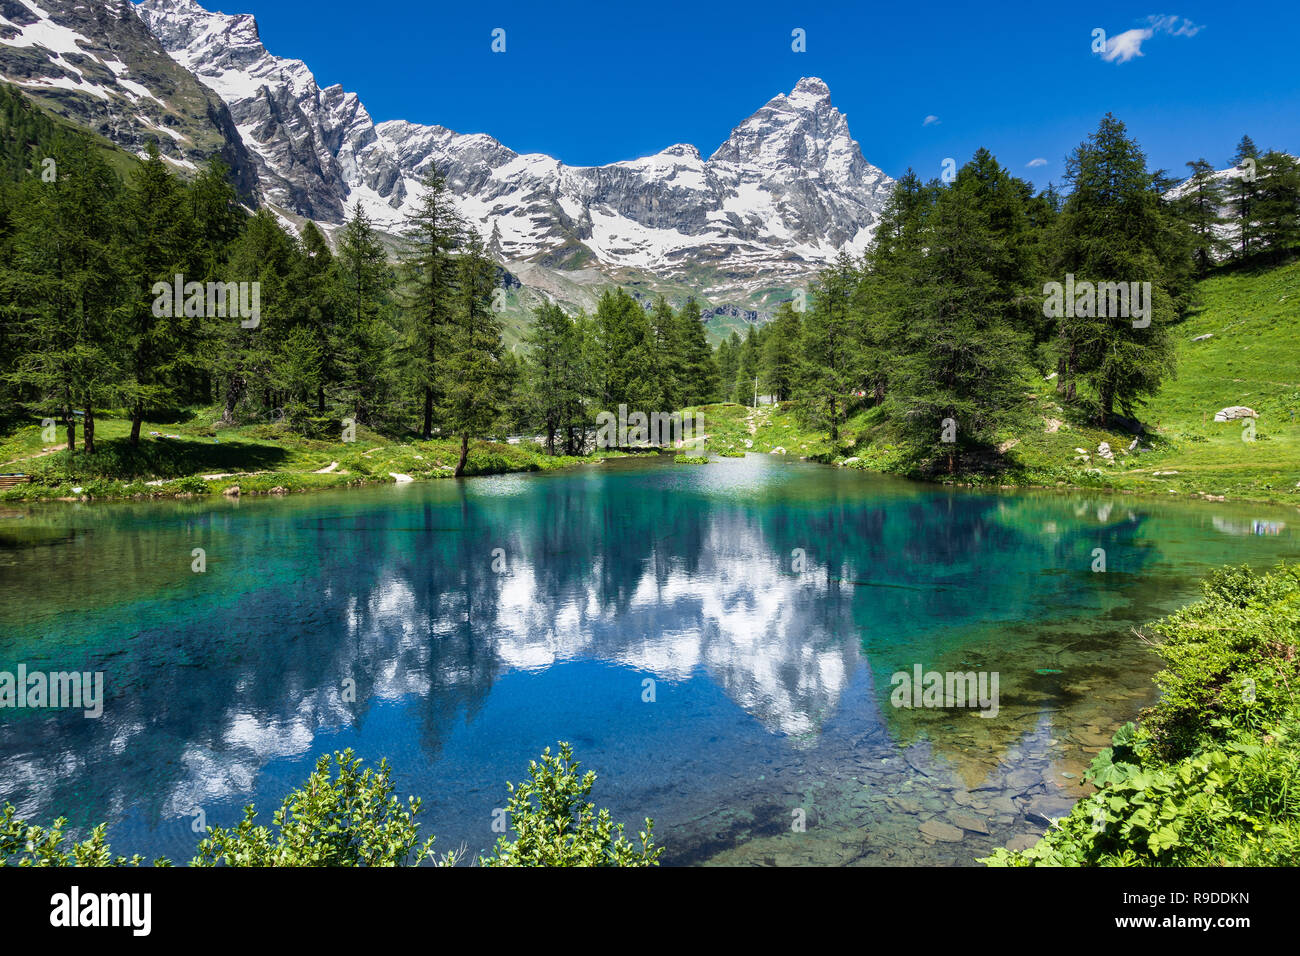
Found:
<box><xmin>4</xmin><ymin>81</ymin><xmax>1296</xmax><ymax>487</ymax></box>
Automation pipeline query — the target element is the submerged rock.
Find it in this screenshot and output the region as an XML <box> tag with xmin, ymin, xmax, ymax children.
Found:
<box><xmin>919</xmin><ymin>819</ymin><xmax>964</xmax><ymax>842</ymax></box>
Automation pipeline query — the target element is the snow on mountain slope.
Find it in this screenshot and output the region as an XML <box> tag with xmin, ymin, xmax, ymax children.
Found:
<box><xmin>0</xmin><ymin>0</ymin><xmax>258</xmax><ymax>191</ymax></box>
<box><xmin>136</xmin><ymin>0</ymin><xmax>894</xmax><ymax>305</ymax></box>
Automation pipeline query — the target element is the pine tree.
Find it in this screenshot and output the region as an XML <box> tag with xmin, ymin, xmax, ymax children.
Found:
<box><xmin>796</xmin><ymin>253</ymin><xmax>858</xmax><ymax>442</ymax></box>
<box><xmin>214</xmin><ymin>209</ymin><xmax>297</xmax><ymax>423</ymax></box>
<box><xmin>734</xmin><ymin>325</ymin><xmax>761</xmax><ymax>408</ymax></box>
<box><xmin>184</xmin><ymin>157</ymin><xmax>246</xmax><ymax>405</ymax></box>
<box><xmin>1254</xmin><ymin>150</ymin><xmax>1300</xmax><ymax>258</ymax></box>
<box><xmin>119</xmin><ymin>142</ymin><xmax>193</xmax><ymax>446</ymax></box>
<box><xmin>759</xmin><ymin>302</ymin><xmax>801</xmax><ymax>403</ymax></box>
<box><xmin>1177</xmin><ymin>158</ymin><xmax>1228</xmax><ymax>273</ymax></box>
<box><xmin>333</xmin><ymin>201</ymin><xmax>394</xmax><ymax>424</ymax></box>
<box><xmin>884</xmin><ymin>162</ymin><xmax>1026</xmax><ymax>472</ymax></box>
<box><xmin>593</xmin><ymin>289</ymin><xmax>656</xmax><ymax>413</ymax></box>
<box><xmin>675</xmin><ymin>297</ymin><xmax>717</xmax><ymax>406</ymax></box>
<box><xmin>441</xmin><ymin>234</ymin><xmax>506</xmax><ymax>476</ymax></box>
<box><xmin>6</xmin><ymin>138</ymin><xmax>123</xmax><ymax>457</ymax></box>
<box><xmin>1230</xmin><ymin>135</ymin><xmax>1262</xmax><ymax>258</ymax></box>
<box><xmin>714</xmin><ymin>331</ymin><xmax>741</xmax><ymax>403</ymax></box>
<box><xmin>1053</xmin><ymin>114</ymin><xmax>1180</xmax><ymax>424</ymax></box>
<box><xmin>860</xmin><ymin>171</ymin><xmax>933</xmax><ymax>403</ymax></box>
<box><xmin>400</xmin><ymin>169</ymin><xmax>464</xmax><ymax>438</ymax></box>
<box><xmin>269</xmin><ymin>221</ymin><xmax>334</xmax><ymax>424</ymax></box>
<box><xmin>648</xmin><ymin>296</ymin><xmax>683</xmax><ymax>410</ymax></box>
<box><xmin>525</xmin><ymin>301</ymin><xmax>586</xmax><ymax>453</ymax></box>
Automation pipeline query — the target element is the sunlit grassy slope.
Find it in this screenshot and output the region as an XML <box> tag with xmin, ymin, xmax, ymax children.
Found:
<box><xmin>702</xmin><ymin>260</ymin><xmax>1300</xmax><ymax>505</ymax></box>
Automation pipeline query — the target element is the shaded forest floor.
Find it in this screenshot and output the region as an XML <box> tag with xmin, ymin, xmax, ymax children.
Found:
<box><xmin>0</xmin><ymin>412</ymin><xmax>637</xmax><ymax>502</ymax></box>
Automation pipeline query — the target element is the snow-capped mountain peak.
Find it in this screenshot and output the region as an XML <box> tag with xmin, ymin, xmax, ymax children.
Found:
<box><xmin>131</xmin><ymin>0</ymin><xmax>896</xmax><ymax>310</ymax></box>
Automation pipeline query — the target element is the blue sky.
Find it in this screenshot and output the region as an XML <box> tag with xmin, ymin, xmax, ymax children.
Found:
<box><xmin>229</xmin><ymin>0</ymin><xmax>1298</xmax><ymax>189</ymax></box>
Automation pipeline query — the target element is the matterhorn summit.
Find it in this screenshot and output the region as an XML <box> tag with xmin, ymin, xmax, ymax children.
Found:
<box><xmin>125</xmin><ymin>0</ymin><xmax>896</xmax><ymax>307</ymax></box>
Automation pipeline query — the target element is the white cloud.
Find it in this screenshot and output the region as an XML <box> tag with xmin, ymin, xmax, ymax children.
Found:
<box><xmin>922</xmin><ymin>115</ymin><xmax>940</xmax><ymax>127</ymax></box>
<box><xmin>1026</xmin><ymin>158</ymin><xmax>1048</xmax><ymax>168</ymax></box>
<box><xmin>1148</xmin><ymin>14</ymin><xmax>1202</xmax><ymax>37</ymax></box>
<box><xmin>1098</xmin><ymin>14</ymin><xmax>1203</xmax><ymax>63</ymax></box>
<box><xmin>1101</xmin><ymin>27</ymin><xmax>1153</xmax><ymax>63</ymax></box>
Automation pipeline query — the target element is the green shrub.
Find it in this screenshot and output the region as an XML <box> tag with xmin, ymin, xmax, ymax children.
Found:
<box><xmin>172</xmin><ymin>475</ymin><xmax>210</xmax><ymax>495</ymax></box>
<box><xmin>0</xmin><ymin>804</ymin><xmax>156</xmax><ymax>867</ymax></box>
<box><xmin>192</xmin><ymin>750</ymin><xmax>452</xmax><ymax>867</ymax></box>
<box><xmin>1</xmin><ymin>743</ymin><xmax>660</xmax><ymax>868</ymax></box>
<box><xmin>481</xmin><ymin>742</ymin><xmax>662</xmax><ymax>867</ymax></box>
<box><xmin>1144</xmin><ymin>564</ymin><xmax>1300</xmax><ymax>760</ymax></box>
<box><xmin>673</xmin><ymin>455</ymin><xmax>709</xmax><ymax>464</ymax></box>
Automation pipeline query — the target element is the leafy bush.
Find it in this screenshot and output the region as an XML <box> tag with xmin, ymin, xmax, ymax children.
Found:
<box><xmin>192</xmin><ymin>750</ymin><xmax>451</xmax><ymax>867</ymax></box>
<box><xmin>984</xmin><ymin>563</ymin><xmax>1300</xmax><ymax>867</ymax></box>
<box><xmin>1</xmin><ymin>743</ymin><xmax>660</xmax><ymax>868</ymax></box>
<box><xmin>1144</xmin><ymin>564</ymin><xmax>1300</xmax><ymax>760</ymax></box>
<box><xmin>673</xmin><ymin>455</ymin><xmax>709</xmax><ymax>464</ymax></box>
<box><xmin>172</xmin><ymin>474</ymin><xmax>210</xmax><ymax>495</ymax></box>
<box><xmin>0</xmin><ymin>804</ymin><xmax>156</xmax><ymax>867</ymax></box>
<box><xmin>481</xmin><ymin>743</ymin><xmax>662</xmax><ymax>867</ymax></box>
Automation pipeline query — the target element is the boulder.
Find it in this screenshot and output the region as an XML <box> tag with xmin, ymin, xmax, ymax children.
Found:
<box><xmin>222</xmin><ymin>485</ymin><xmax>240</xmax><ymax>497</ymax></box>
<box><xmin>1214</xmin><ymin>406</ymin><xmax>1257</xmax><ymax>422</ymax></box>
<box><xmin>1191</xmin><ymin>333</ymin><xmax>1213</xmax><ymax>342</ymax></box>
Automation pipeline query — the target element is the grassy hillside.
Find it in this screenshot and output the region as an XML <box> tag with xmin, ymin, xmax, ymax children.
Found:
<box><xmin>715</xmin><ymin>260</ymin><xmax>1300</xmax><ymax>506</ymax></box>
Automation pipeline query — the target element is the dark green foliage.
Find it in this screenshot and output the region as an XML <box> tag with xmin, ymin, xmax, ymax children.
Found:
<box><xmin>1176</xmin><ymin>158</ymin><xmax>1229</xmax><ymax>273</ymax></box>
<box><xmin>1051</xmin><ymin>114</ymin><xmax>1182</xmax><ymax>425</ymax></box>
<box><xmin>880</xmin><ymin>156</ymin><xmax>1030</xmax><ymax>472</ymax></box>
<box><xmin>440</xmin><ymin>233</ymin><xmax>507</xmax><ymax>475</ymax></box>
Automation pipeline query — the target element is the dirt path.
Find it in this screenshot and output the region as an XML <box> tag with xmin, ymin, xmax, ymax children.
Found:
<box><xmin>1</xmin><ymin>443</ymin><xmax>70</xmax><ymax>468</ymax></box>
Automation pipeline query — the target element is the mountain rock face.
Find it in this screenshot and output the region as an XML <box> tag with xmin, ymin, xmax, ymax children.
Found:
<box><xmin>0</xmin><ymin>0</ymin><xmax>257</xmax><ymax>194</ymax></box>
<box><xmin>135</xmin><ymin>0</ymin><xmax>894</xmax><ymax>308</ymax></box>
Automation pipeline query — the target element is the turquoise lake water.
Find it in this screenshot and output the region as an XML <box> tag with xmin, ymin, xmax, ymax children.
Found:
<box><xmin>1</xmin><ymin>454</ymin><xmax>1297</xmax><ymax>865</ymax></box>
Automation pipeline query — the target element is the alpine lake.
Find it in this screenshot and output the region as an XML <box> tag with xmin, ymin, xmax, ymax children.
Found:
<box><xmin>1</xmin><ymin>454</ymin><xmax>1296</xmax><ymax>865</ymax></box>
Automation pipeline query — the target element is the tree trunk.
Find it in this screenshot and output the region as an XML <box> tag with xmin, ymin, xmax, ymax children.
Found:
<box><xmin>64</xmin><ymin>415</ymin><xmax>75</xmax><ymax>463</ymax></box>
<box><xmin>317</xmin><ymin>386</ymin><xmax>325</xmax><ymax>414</ymax></box>
<box><xmin>422</xmin><ymin>387</ymin><xmax>433</xmax><ymax>440</ymax></box>
<box><xmin>84</xmin><ymin>407</ymin><xmax>95</xmax><ymax>455</ymax></box>
<box><xmin>1099</xmin><ymin>388</ymin><xmax>1113</xmax><ymax>427</ymax></box>
<box><xmin>454</xmin><ymin>434</ymin><xmax>469</xmax><ymax>477</ymax></box>
<box><xmin>130</xmin><ymin>406</ymin><xmax>143</xmax><ymax>447</ymax></box>
<box><xmin>222</xmin><ymin>376</ymin><xmax>244</xmax><ymax>424</ymax></box>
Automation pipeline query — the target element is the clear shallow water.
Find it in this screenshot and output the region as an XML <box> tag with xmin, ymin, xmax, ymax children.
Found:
<box><xmin>0</xmin><ymin>455</ymin><xmax>1297</xmax><ymax>865</ymax></box>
